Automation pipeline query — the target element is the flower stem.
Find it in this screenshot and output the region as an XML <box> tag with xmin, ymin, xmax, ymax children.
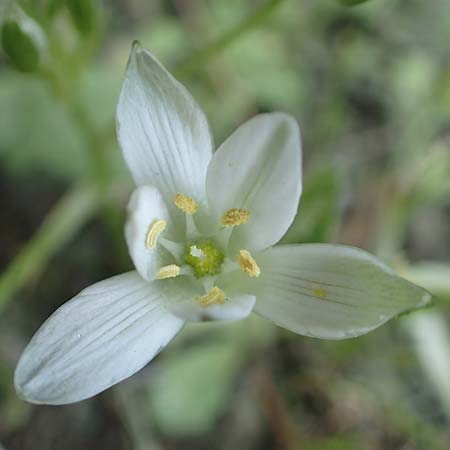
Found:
<box><xmin>0</xmin><ymin>184</ymin><xmax>99</xmax><ymax>314</ymax></box>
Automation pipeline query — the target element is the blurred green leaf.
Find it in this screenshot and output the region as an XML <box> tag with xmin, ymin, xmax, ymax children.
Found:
<box><xmin>0</xmin><ymin>363</ymin><xmax>30</xmax><ymax>434</ymax></box>
<box><xmin>65</xmin><ymin>0</ymin><xmax>97</xmax><ymax>36</ymax></box>
<box><xmin>309</xmin><ymin>435</ymin><xmax>362</xmax><ymax>450</ymax></box>
<box><xmin>80</xmin><ymin>67</ymin><xmax>121</xmax><ymax>132</ymax></box>
<box><xmin>281</xmin><ymin>166</ymin><xmax>342</xmax><ymax>244</ymax></box>
<box><xmin>412</xmin><ymin>143</ymin><xmax>450</xmax><ymax>206</ymax></box>
<box><xmin>0</xmin><ymin>72</ymin><xmax>88</xmax><ymax>180</ymax></box>
<box><xmin>338</xmin><ymin>0</ymin><xmax>372</xmax><ymax>6</ymax></box>
<box><xmin>406</xmin><ymin>312</ymin><xmax>450</xmax><ymax>421</ymax></box>
<box><xmin>139</xmin><ymin>17</ymin><xmax>192</xmax><ymax>61</ymax></box>
<box><xmin>150</xmin><ymin>339</ymin><xmax>243</xmax><ymax>435</ymax></box>
<box><xmin>47</xmin><ymin>0</ymin><xmax>65</xmax><ymax>17</ymax></box>
<box><xmin>230</xmin><ymin>31</ymin><xmax>307</xmax><ymax>109</ymax></box>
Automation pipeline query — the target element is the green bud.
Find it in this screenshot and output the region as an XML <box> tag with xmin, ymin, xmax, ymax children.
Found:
<box><xmin>1</xmin><ymin>7</ymin><xmax>47</xmax><ymax>72</ymax></box>
<box><xmin>65</xmin><ymin>0</ymin><xmax>97</xmax><ymax>36</ymax></box>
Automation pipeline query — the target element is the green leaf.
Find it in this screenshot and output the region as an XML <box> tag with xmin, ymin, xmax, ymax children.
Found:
<box><xmin>150</xmin><ymin>339</ymin><xmax>243</xmax><ymax>435</ymax></box>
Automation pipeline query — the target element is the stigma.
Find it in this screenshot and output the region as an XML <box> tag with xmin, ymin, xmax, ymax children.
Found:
<box><xmin>174</xmin><ymin>192</ymin><xmax>198</xmax><ymax>215</ymax></box>
<box><xmin>155</xmin><ymin>264</ymin><xmax>180</xmax><ymax>280</ymax></box>
<box><xmin>221</xmin><ymin>208</ymin><xmax>249</xmax><ymax>226</ymax></box>
<box><xmin>198</xmin><ymin>286</ymin><xmax>226</xmax><ymax>307</ymax></box>
<box><xmin>146</xmin><ymin>219</ymin><xmax>166</xmax><ymax>249</ymax></box>
<box><xmin>184</xmin><ymin>241</ymin><xmax>224</xmax><ymax>278</ymax></box>
<box><xmin>238</xmin><ymin>250</ymin><xmax>261</xmax><ymax>278</ymax></box>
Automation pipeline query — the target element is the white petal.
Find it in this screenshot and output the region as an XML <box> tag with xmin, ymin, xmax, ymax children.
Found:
<box><xmin>248</xmin><ymin>244</ymin><xmax>431</xmax><ymax>340</ymax></box>
<box><xmin>163</xmin><ymin>278</ymin><xmax>255</xmax><ymax>322</ymax></box>
<box><xmin>206</xmin><ymin>113</ymin><xmax>302</xmax><ymax>253</ymax></box>
<box><xmin>14</xmin><ymin>272</ymin><xmax>184</xmax><ymax>405</ymax></box>
<box><xmin>116</xmin><ymin>42</ymin><xmax>213</xmax><ymax>208</ymax></box>
<box><xmin>125</xmin><ymin>185</ymin><xmax>173</xmax><ymax>280</ymax></box>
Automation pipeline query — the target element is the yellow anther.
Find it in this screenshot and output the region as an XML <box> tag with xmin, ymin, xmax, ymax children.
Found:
<box><xmin>155</xmin><ymin>264</ymin><xmax>181</xmax><ymax>280</ymax></box>
<box><xmin>146</xmin><ymin>219</ymin><xmax>166</xmax><ymax>249</ymax></box>
<box><xmin>174</xmin><ymin>192</ymin><xmax>198</xmax><ymax>215</ymax></box>
<box><xmin>221</xmin><ymin>208</ymin><xmax>249</xmax><ymax>226</ymax></box>
<box><xmin>198</xmin><ymin>286</ymin><xmax>226</xmax><ymax>307</ymax></box>
<box><xmin>238</xmin><ymin>250</ymin><xmax>261</xmax><ymax>278</ymax></box>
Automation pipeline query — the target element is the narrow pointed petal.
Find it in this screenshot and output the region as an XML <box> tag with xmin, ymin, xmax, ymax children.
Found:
<box><xmin>248</xmin><ymin>245</ymin><xmax>431</xmax><ymax>339</ymax></box>
<box><xmin>117</xmin><ymin>42</ymin><xmax>213</xmax><ymax>208</ymax></box>
<box><xmin>14</xmin><ymin>272</ymin><xmax>184</xmax><ymax>405</ymax></box>
<box><xmin>125</xmin><ymin>185</ymin><xmax>173</xmax><ymax>281</ymax></box>
<box><xmin>206</xmin><ymin>113</ymin><xmax>302</xmax><ymax>253</ymax></box>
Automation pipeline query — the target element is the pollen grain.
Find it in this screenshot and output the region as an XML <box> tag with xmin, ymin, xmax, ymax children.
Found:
<box><xmin>221</xmin><ymin>208</ymin><xmax>249</xmax><ymax>226</ymax></box>
<box><xmin>238</xmin><ymin>250</ymin><xmax>261</xmax><ymax>278</ymax></box>
<box><xmin>198</xmin><ymin>286</ymin><xmax>226</xmax><ymax>307</ymax></box>
<box><xmin>174</xmin><ymin>192</ymin><xmax>198</xmax><ymax>215</ymax></box>
<box><xmin>155</xmin><ymin>264</ymin><xmax>181</xmax><ymax>280</ymax></box>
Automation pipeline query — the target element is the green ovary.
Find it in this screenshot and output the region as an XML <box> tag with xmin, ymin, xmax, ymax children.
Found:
<box><xmin>184</xmin><ymin>241</ymin><xmax>224</xmax><ymax>278</ymax></box>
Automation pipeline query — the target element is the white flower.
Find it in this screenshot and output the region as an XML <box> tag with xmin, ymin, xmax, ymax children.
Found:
<box><xmin>14</xmin><ymin>42</ymin><xmax>431</xmax><ymax>405</ymax></box>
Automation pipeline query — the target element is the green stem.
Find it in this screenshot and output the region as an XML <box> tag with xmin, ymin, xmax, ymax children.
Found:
<box><xmin>0</xmin><ymin>184</ymin><xmax>99</xmax><ymax>313</ymax></box>
<box><xmin>41</xmin><ymin>57</ymin><xmax>124</xmax><ymax>254</ymax></box>
<box><xmin>174</xmin><ymin>0</ymin><xmax>286</xmax><ymax>78</ymax></box>
<box><xmin>70</xmin><ymin>95</ymin><xmax>127</xmax><ymax>259</ymax></box>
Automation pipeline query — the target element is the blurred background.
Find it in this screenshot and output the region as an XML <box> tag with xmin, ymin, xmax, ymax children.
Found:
<box><xmin>1</xmin><ymin>0</ymin><xmax>450</xmax><ymax>449</ymax></box>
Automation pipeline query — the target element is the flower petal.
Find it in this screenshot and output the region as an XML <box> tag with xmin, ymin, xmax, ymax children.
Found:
<box><xmin>14</xmin><ymin>272</ymin><xmax>184</xmax><ymax>405</ymax></box>
<box><xmin>163</xmin><ymin>278</ymin><xmax>255</xmax><ymax>322</ymax></box>
<box><xmin>206</xmin><ymin>113</ymin><xmax>302</xmax><ymax>253</ymax></box>
<box><xmin>117</xmin><ymin>42</ymin><xmax>213</xmax><ymax>209</ymax></box>
<box><xmin>125</xmin><ymin>185</ymin><xmax>174</xmax><ymax>280</ymax></box>
<box><xmin>247</xmin><ymin>244</ymin><xmax>431</xmax><ymax>340</ymax></box>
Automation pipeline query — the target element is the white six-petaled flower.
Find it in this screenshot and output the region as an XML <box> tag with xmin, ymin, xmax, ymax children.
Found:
<box><xmin>14</xmin><ymin>42</ymin><xmax>430</xmax><ymax>405</ymax></box>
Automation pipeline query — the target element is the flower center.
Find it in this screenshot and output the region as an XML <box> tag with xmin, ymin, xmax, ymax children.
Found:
<box><xmin>184</xmin><ymin>241</ymin><xmax>224</xmax><ymax>278</ymax></box>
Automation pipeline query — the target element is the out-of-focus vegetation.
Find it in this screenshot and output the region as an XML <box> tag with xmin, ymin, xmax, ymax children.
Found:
<box><xmin>0</xmin><ymin>0</ymin><xmax>449</xmax><ymax>449</ymax></box>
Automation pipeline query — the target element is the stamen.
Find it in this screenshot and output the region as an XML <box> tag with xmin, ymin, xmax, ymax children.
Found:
<box><xmin>221</xmin><ymin>208</ymin><xmax>249</xmax><ymax>226</ymax></box>
<box><xmin>238</xmin><ymin>250</ymin><xmax>261</xmax><ymax>278</ymax></box>
<box><xmin>174</xmin><ymin>193</ymin><xmax>198</xmax><ymax>215</ymax></box>
<box><xmin>146</xmin><ymin>219</ymin><xmax>166</xmax><ymax>249</ymax></box>
<box><xmin>198</xmin><ymin>286</ymin><xmax>226</xmax><ymax>307</ymax></box>
<box><xmin>155</xmin><ymin>264</ymin><xmax>180</xmax><ymax>280</ymax></box>
<box><xmin>158</xmin><ymin>238</ymin><xmax>185</xmax><ymax>260</ymax></box>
